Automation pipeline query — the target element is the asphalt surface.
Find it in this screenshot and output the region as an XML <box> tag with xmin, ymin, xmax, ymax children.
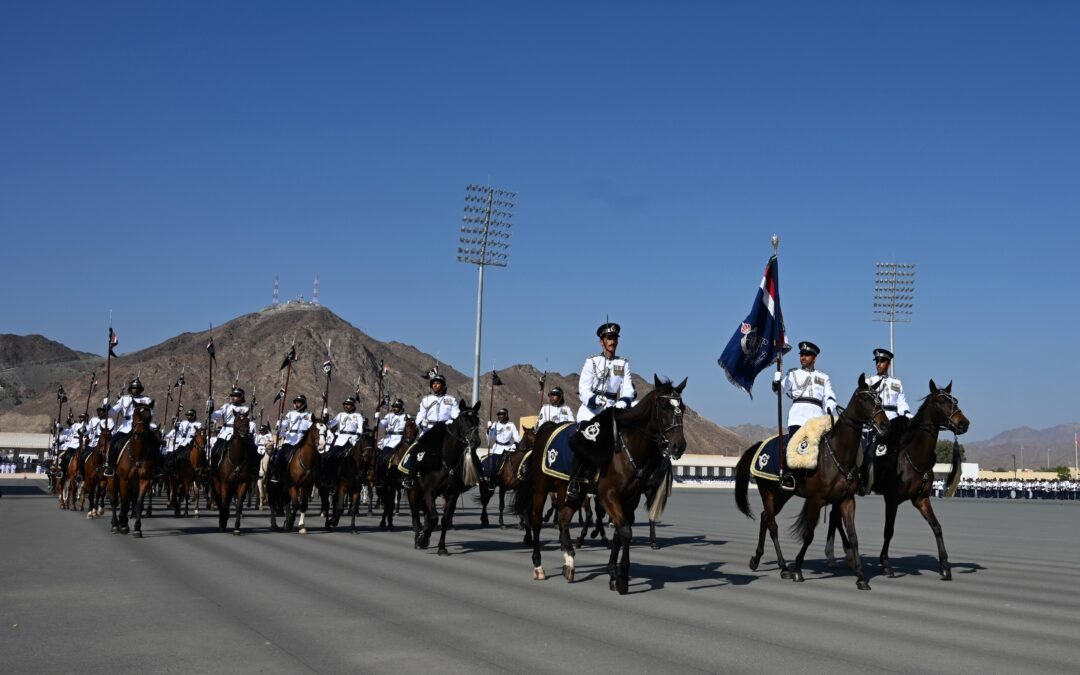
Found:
<box><xmin>2</xmin><ymin>479</ymin><xmax>1077</xmax><ymax>674</ymax></box>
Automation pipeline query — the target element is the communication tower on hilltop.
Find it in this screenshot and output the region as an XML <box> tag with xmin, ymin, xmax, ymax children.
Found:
<box><xmin>272</xmin><ymin>274</ymin><xmax>280</xmax><ymax>307</ymax></box>
<box><xmin>313</xmin><ymin>275</ymin><xmax>320</xmax><ymax>306</ymax></box>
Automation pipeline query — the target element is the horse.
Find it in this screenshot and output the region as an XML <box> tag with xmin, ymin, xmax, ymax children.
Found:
<box><xmin>734</xmin><ymin>375</ymin><xmax>890</xmax><ymax>590</ymax></box>
<box><xmin>79</xmin><ymin>429</ymin><xmax>109</xmax><ymax>518</ymax></box>
<box><xmin>267</xmin><ymin>424</ymin><xmax>322</xmax><ymax>533</ymax></box>
<box><xmin>210</xmin><ymin>410</ymin><xmax>258</xmax><ymax>534</ymax></box>
<box><xmin>108</xmin><ymin>403</ymin><xmax>160</xmax><ymax>537</ymax></box>
<box><xmin>478</xmin><ymin>427</ymin><xmax>535</xmax><ymax>528</ymax></box>
<box><xmin>325</xmin><ymin>429</ymin><xmax>377</xmax><ymax>533</ymax></box>
<box><xmin>406</xmin><ymin>401</ymin><xmax>483</xmax><ymax>554</ymax></box>
<box><xmin>256</xmin><ymin>451</ymin><xmax>270</xmax><ymax>511</ymax></box>
<box><xmin>824</xmin><ymin>380</ymin><xmax>970</xmax><ymax>580</ymax></box>
<box><xmin>375</xmin><ymin>419</ymin><xmax>419</xmax><ymax>531</ymax></box>
<box><xmin>59</xmin><ymin>442</ymin><xmax>82</xmax><ymax>510</ymax></box>
<box><xmin>512</xmin><ymin>376</ymin><xmax>687</xmax><ymax>594</ymax></box>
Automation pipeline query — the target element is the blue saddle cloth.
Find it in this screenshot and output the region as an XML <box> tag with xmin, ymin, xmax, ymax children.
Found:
<box><xmin>750</xmin><ymin>435</ymin><xmax>783</xmax><ymax>482</ymax></box>
<box><xmin>480</xmin><ymin>454</ymin><xmax>501</xmax><ymax>479</ymax></box>
<box><xmin>541</xmin><ymin>422</ymin><xmax>578</xmax><ymax>480</ymax></box>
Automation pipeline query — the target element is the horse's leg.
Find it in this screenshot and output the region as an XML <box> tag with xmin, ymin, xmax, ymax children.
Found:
<box><xmin>880</xmin><ymin>497</ymin><xmax>900</xmax><ymax>577</ymax></box>
<box><xmin>233</xmin><ymin>481</ymin><xmax>247</xmax><ymax>534</ymax></box>
<box><xmin>479</xmin><ymin>483</ymin><xmax>491</xmax><ymax>527</ymax></box>
<box><xmin>420</xmin><ymin>490</ymin><xmax>438</xmax><ymax>549</ymax></box>
<box><xmin>616</xmin><ymin>508</ymin><xmax>633</xmax><ymax>595</ymax></box>
<box><xmin>498</xmin><ymin>486</ymin><xmax>507</xmax><ymax>529</ymax></box>
<box><xmin>825</xmin><ymin>504</ymin><xmax>842</xmax><ymax>568</ymax></box>
<box><xmin>529</xmin><ymin>480</ymin><xmax>548</xmax><ymax>579</ymax></box>
<box><xmin>350</xmin><ymin>485</ymin><xmax>362</xmax><ymax>533</ymax></box>
<box><xmin>835</xmin><ymin>496</ymin><xmax>869</xmax><ymax>590</ymax></box>
<box><xmin>409</xmin><ymin>486</ymin><xmax>424</xmax><ymax>548</ymax></box>
<box><xmin>217</xmin><ymin>481</ymin><xmax>230</xmax><ymax>533</ymax></box>
<box><xmin>556</xmin><ymin>501</ymin><xmax>577</xmax><ymax>582</ymax></box>
<box><xmin>436</xmin><ymin>490</ymin><xmax>460</xmax><ymax>556</ymax></box>
<box><xmin>575</xmin><ymin>501</ymin><xmax>590</xmax><ymax>548</ymax></box>
<box><xmin>298</xmin><ymin>485</ymin><xmax>310</xmax><ymax>534</ymax></box>
<box><xmin>133</xmin><ymin>478</ymin><xmax>149</xmax><ymax>538</ymax></box>
<box><xmin>912</xmin><ymin>495</ymin><xmax>951</xmax><ymax>580</ymax></box>
<box><xmin>649</xmin><ymin>518</ymin><xmax>659</xmax><ymax>550</ymax></box>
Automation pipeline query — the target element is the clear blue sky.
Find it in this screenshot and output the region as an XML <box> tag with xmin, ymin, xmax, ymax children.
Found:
<box><xmin>3</xmin><ymin>2</ymin><xmax>1078</xmax><ymax>441</ymax></box>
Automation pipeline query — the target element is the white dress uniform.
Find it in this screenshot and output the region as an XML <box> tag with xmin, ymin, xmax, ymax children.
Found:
<box><xmin>866</xmin><ymin>374</ymin><xmax>911</xmax><ymax>419</ymax></box>
<box><xmin>577</xmin><ymin>354</ymin><xmax>635</xmax><ymax>422</ymax></box>
<box><xmin>378</xmin><ymin>412</ymin><xmax>407</xmax><ymax>449</ymax></box>
<box><xmin>278</xmin><ymin>409</ymin><xmax>313</xmax><ymax>446</ymax></box>
<box><xmin>537</xmin><ymin>403</ymin><xmax>575</xmax><ymax>425</ymax></box>
<box><xmin>328</xmin><ymin>410</ymin><xmax>365</xmax><ymax>448</ymax></box>
<box><xmin>162</xmin><ymin>429</ymin><xmax>177</xmax><ymax>454</ymax></box>
<box><xmin>109</xmin><ymin>394</ymin><xmax>154</xmax><ymax>433</ymax></box>
<box><xmin>417</xmin><ymin>394</ymin><xmax>459</xmax><ymax>431</ymax></box>
<box><xmin>175</xmin><ymin>419</ymin><xmax>200</xmax><ymax>450</ymax></box>
<box><xmin>64</xmin><ymin>422</ymin><xmax>86</xmax><ymax>450</ymax></box>
<box><xmin>255</xmin><ymin>432</ymin><xmax>274</xmax><ymax>456</ymax></box>
<box><xmin>58</xmin><ymin>426</ymin><xmax>76</xmax><ymax>451</ymax></box>
<box><xmin>211</xmin><ymin>403</ymin><xmax>249</xmax><ymax>442</ymax></box>
<box><xmin>87</xmin><ymin>416</ymin><xmax>115</xmax><ymax>447</ymax></box>
<box><xmin>486</xmin><ymin>420</ymin><xmax>522</xmax><ymax>455</ymax></box>
<box><xmin>780</xmin><ymin>367</ymin><xmax>837</xmax><ymax>429</ymax></box>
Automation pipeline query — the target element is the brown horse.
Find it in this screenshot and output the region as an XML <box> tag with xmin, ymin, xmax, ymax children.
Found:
<box><xmin>58</xmin><ymin>442</ymin><xmax>83</xmax><ymax>510</ymax></box>
<box><xmin>478</xmin><ymin>427</ymin><xmax>535</xmax><ymax>528</ymax></box>
<box><xmin>268</xmin><ymin>424</ymin><xmax>321</xmax><ymax>533</ymax></box>
<box><xmin>735</xmin><ymin>375</ymin><xmax>890</xmax><ymax>590</ymax></box>
<box><xmin>79</xmin><ymin>429</ymin><xmax>109</xmax><ymax>518</ymax></box>
<box><xmin>325</xmin><ymin>429</ymin><xmax>377</xmax><ymax>533</ymax></box>
<box><xmin>406</xmin><ymin>401</ymin><xmax>483</xmax><ymax>554</ymax></box>
<box><xmin>109</xmin><ymin>404</ymin><xmax>160</xmax><ymax>537</ymax></box>
<box><xmin>210</xmin><ymin>410</ymin><xmax>258</xmax><ymax>534</ymax></box>
<box><xmin>376</xmin><ymin>419</ymin><xmax>418</xmax><ymax>531</ymax></box>
<box><xmin>824</xmin><ymin>380</ymin><xmax>970</xmax><ymax>580</ymax></box>
<box><xmin>512</xmin><ymin>376</ymin><xmax>688</xmax><ymax>594</ymax></box>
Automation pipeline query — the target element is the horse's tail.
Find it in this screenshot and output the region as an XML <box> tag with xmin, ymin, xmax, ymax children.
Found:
<box><xmin>734</xmin><ymin>444</ymin><xmax>757</xmax><ymax>519</ymax></box>
<box><xmin>461</xmin><ymin>449</ymin><xmax>480</xmax><ymax>487</ymax></box>
<box><xmin>789</xmin><ymin>499</ymin><xmax>815</xmax><ymax>541</ymax></box>
<box><xmin>944</xmin><ymin>439</ymin><xmax>963</xmax><ymax>497</ymax></box>
<box><xmin>648</xmin><ymin>467</ymin><xmax>673</xmax><ymax>523</ymax></box>
<box><xmin>510</xmin><ymin>450</ymin><xmax>536</xmax><ymax>519</ymax></box>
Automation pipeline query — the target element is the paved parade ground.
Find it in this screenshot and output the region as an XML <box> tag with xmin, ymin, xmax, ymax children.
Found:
<box><xmin>2</xmin><ymin>479</ymin><xmax>1077</xmax><ymax>674</ymax></box>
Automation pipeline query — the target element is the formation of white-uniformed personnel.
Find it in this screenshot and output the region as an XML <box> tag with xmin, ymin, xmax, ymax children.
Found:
<box><xmin>167</xmin><ymin>408</ymin><xmax>200</xmax><ymax>474</ymax></box>
<box><xmin>208</xmin><ymin>387</ymin><xmax>250</xmax><ymax>471</ymax></box>
<box><xmin>255</xmin><ymin>424</ymin><xmax>274</xmax><ymax>457</ymax></box>
<box><xmin>485</xmin><ymin>407</ymin><xmax>521</xmax><ymax>483</ymax></box>
<box><xmin>568</xmin><ymin>322</ymin><xmax>636</xmax><ymax>504</ymax></box>
<box><xmin>104</xmin><ymin>378</ymin><xmax>155</xmax><ymax>477</ymax></box>
<box><xmin>269</xmin><ymin>394</ymin><xmax>313</xmax><ymax>483</ymax></box>
<box><xmin>327</xmin><ymin>397</ymin><xmax>365</xmax><ymax>451</ymax></box>
<box><xmin>402</xmin><ymin>374</ymin><xmax>460</xmax><ymax>488</ymax></box>
<box><xmin>859</xmin><ymin>348</ymin><xmax>911</xmax><ymax>493</ymax></box>
<box><xmin>374</xmin><ymin>399</ymin><xmax>408</xmax><ymax>487</ymax></box>
<box><xmin>537</xmin><ymin>386</ymin><xmax>575</xmax><ymax>426</ymax></box>
<box><xmin>772</xmin><ymin>341</ymin><xmax>836</xmax><ymax>433</ymax></box>
<box><xmin>87</xmin><ymin>405</ymin><xmax>115</xmax><ymax>449</ymax></box>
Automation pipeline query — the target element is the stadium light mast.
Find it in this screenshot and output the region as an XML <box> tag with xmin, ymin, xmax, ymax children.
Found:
<box><xmin>457</xmin><ymin>183</ymin><xmax>515</xmax><ymax>406</ymax></box>
<box><xmin>873</xmin><ymin>262</ymin><xmax>915</xmax><ymax>376</ymax></box>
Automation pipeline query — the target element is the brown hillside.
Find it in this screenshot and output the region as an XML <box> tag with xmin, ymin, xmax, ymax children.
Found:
<box><xmin>0</xmin><ymin>334</ymin><xmax>102</xmax><ymax>412</ymax></box>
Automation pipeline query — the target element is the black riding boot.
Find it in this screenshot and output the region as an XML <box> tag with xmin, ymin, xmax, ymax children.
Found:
<box><xmin>104</xmin><ymin>446</ymin><xmax>119</xmax><ymax>478</ymax></box>
<box><xmin>566</xmin><ymin>455</ymin><xmax>588</xmax><ymax>507</ymax></box>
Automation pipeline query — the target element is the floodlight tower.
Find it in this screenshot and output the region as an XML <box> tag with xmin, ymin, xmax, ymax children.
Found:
<box><xmin>457</xmin><ymin>184</ymin><xmax>515</xmax><ymax>406</ymax></box>
<box><xmin>873</xmin><ymin>262</ymin><xmax>916</xmax><ymax>376</ymax></box>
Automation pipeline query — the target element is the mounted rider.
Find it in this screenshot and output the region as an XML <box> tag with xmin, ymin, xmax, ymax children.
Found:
<box><xmin>169</xmin><ymin>408</ymin><xmax>200</xmax><ymax>474</ymax></box>
<box><xmin>567</xmin><ymin>322</ymin><xmax>636</xmax><ymax>505</ymax></box>
<box><xmin>69</xmin><ymin>412</ymin><xmax>90</xmax><ymax>480</ymax></box>
<box><xmin>537</xmin><ymin>386</ymin><xmax>575</xmax><ymax>426</ymax></box>
<box><xmin>485</xmin><ymin>407</ymin><xmax>521</xmax><ymax>483</ymax></box>
<box><xmin>772</xmin><ymin>341</ymin><xmax>837</xmax><ymax>434</ymax></box>
<box><xmin>208</xmin><ymin>387</ymin><xmax>250</xmax><ymax>472</ymax></box>
<box><xmin>104</xmin><ymin>378</ymin><xmax>155</xmax><ymax>478</ymax></box>
<box><xmin>269</xmin><ymin>394</ymin><xmax>313</xmax><ymax>483</ymax></box>
<box><xmin>402</xmin><ymin>374</ymin><xmax>459</xmax><ymax>488</ymax></box>
<box><xmin>324</xmin><ymin>397</ymin><xmax>365</xmax><ymax>480</ymax></box>
<box><xmin>375</xmin><ymin>398</ymin><xmax>408</xmax><ymax>487</ymax></box>
<box><xmin>859</xmin><ymin>347</ymin><xmax>911</xmax><ymax>494</ymax></box>
<box><xmin>86</xmin><ymin>405</ymin><xmax>115</xmax><ymax>451</ymax></box>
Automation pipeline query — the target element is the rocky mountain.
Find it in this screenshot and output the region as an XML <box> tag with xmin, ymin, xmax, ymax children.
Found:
<box><xmin>963</xmin><ymin>423</ymin><xmax>1080</xmax><ymax>471</ymax></box>
<box><xmin>0</xmin><ymin>334</ymin><xmax>102</xmax><ymax>413</ymax></box>
<box><xmin>0</xmin><ymin>304</ymin><xmax>746</xmax><ymax>454</ymax></box>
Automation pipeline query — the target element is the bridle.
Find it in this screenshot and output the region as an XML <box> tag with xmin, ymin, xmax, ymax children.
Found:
<box><xmin>835</xmin><ymin>388</ymin><xmax>887</xmax><ymax>434</ymax></box>
<box><xmin>615</xmin><ymin>391</ymin><xmax>685</xmax><ymax>481</ymax></box>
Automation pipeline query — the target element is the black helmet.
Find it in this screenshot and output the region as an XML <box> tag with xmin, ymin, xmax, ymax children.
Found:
<box><xmin>185</xmin><ymin>408</ymin><xmax>196</xmax><ymax>419</ymax></box>
<box><xmin>96</xmin><ymin>406</ymin><xmax>107</xmax><ymax>414</ymax></box>
<box><xmin>78</xmin><ymin>413</ymin><xmax>88</xmax><ymax>420</ymax></box>
<box><xmin>293</xmin><ymin>394</ymin><xmax>307</xmax><ymax>406</ymax></box>
<box><xmin>230</xmin><ymin>387</ymin><xmax>245</xmax><ymax>399</ymax></box>
<box><xmin>430</xmin><ymin>374</ymin><xmax>446</xmax><ymax>386</ymax></box>
<box><xmin>343</xmin><ymin>397</ymin><xmax>356</xmax><ymax>407</ymax></box>
<box><xmin>392</xmin><ymin>398</ymin><xmax>404</xmax><ymax>409</ymax></box>
<box><xmin>128</xmin><ymin>377</ymin><xmax>144</xmax><ymax>394</ymax></box>
<box><xmin>497</xmin><ymin>407</ymin><xmax>509</xmax><ymax>417</ymax></box>
<box><xmin>259</xmin><ymin>424</ymin><xmax>271</xmax><ymax>433</ymax></box>
<box><xmin>548</xmin><ymin>386</ymin><xmax>564</xmax><ymax>398</ymax></box>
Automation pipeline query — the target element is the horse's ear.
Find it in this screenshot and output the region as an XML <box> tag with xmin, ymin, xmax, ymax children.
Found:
<box><xmin>653</xmin><ymin>374</ymin><xmax>662</xmax><ymax>388</ymax></box>
<box><xmin>944</xmin><ymin>381</ymin><xmax>953</xmax><ymax>393</ymax></box>
<box><xmin>675</xmin><ymin>377</ymin><xmax>688</xmax><ymax>394</ymax></box>
<box><xmin>858</xmin><ymin>373</ymin><xmax>867</xmax><ymax>388</ymax></box>
<box><xmin>471</xmin><ymin>400</ymin><xmax>481</xmax><ymax>413</ymax></box>
<box><xmin>929</xmin><ymin>379</ymin><xmax>938</xmax><ymax>393</ymax></box>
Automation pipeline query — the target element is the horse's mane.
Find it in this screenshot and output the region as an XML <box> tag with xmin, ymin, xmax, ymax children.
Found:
<box><xmin>615</xmin><ymin>380</ymin><xmax>672</xmax><ymax>427</ymax></box>
<box><xmin>895</xmin><ymin>392</ymin><xmax>937</xmax><ymax>448</ymax></box>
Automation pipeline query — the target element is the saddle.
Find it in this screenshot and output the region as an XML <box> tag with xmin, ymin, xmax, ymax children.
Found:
<box><xmin>541</xmin><ymin>422</ymin><xmax>577</xmax><ymax>480</ymax></box>
<box><xmin>786</xmin><ymin>416</ymin><xmax>832</xmax><ymax>470</ymax></box>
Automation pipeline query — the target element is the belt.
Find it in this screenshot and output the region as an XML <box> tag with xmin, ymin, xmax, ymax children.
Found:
<box><xmin>793</xmin><ymin>397</ymin><xmax>823</xmax><ymax>406</ymax></box>
<box><xmin>387</xmin><ymin>431</ymin><xmax>402</xmax><ymax>435</ymax></box>
<box><xmin>883</xmin><ymin>405</ymin><xmax>898</xmax><ymax>411</ymax></box>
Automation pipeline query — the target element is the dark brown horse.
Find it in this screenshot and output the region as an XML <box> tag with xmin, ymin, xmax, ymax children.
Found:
<box><xmin>735</xmin><ymin>375</ymin><xmax>890</xmax><ymax>590</ymax></box>
<box><xmin>59</xmin><ymin>441</ymin><xmax>83</xmax><ymax>510</ymax></box>
<box><xmin>109</xmin><ymin>404</ymin><xmax>160</xmax><ymax>537</ymax></box>
<box><xmin>210</xmin><ymin>410</ymin><xmax>258</xmax><ymax>534</ymax></box>
<box><xmin>186</xmin><ymin>429</ymin><xmax>208</xmax><ymax>518</ymax></box>
<box><xmin>376</xmin><ymin>419</ymin><xmax>419</xmax><ymax>531</ymax></box>
<box><xmin>478</xmin><ymin>427</ymin><xmax>535</xmax><ymax>528</ymax></box>
<box><xmin>268</xmin><ymin>424</ymin><xmax>322</xmax><ymax>533</ymax></box>
<box><xmin>80</xmin><ymin>428</ymin><xmax>109</xmax><ymax>518</ymax></box>
<box><xmin>406</xmin><ymin>401</ymin><xmax>483</xmax><ymax>554</ymax></box>
<box><xmin>824</xmin><ymin>380</ymin><xmax>970</xmax><ymax>579</ymax></box>
<box><xmin>512</xmin><ymin>376</ymin><xmax>688</xmax><ymax>594</ymax></box>
<box><xmin>326</xmin><ymin>429</ymin><xmax>377</xmax><ymax>533</ymax></box>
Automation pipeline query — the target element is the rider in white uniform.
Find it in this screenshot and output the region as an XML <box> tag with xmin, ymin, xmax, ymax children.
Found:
<box><xmin>485</xmin><ymin>407</ymin><xmax>521</xmax><ymax>483</ymax></box>
<box><xmin>537</xmin><ymin>386</ymin><xmax>575</xmax><ymax>426</ymax></box>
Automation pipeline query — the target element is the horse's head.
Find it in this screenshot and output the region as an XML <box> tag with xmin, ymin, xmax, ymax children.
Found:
<box><xmin>450</xmin><ymin>399</ymin><xmax>483</xmax><ymax>450</ymax></box>
<box><xmin>234</xmin><ymin>409</ymin><xmax>251</xmax><ymax>441</ymax></box>
<box><xmin>132</xmin><ymin>403</ymin><xmax>154</xmax><ymax>433</ymax></box>
<box><xmin>402</xmin><ymin>417</ymin><xmax>419</xmax><ymax>445</ymax></box>
<box><xmin>928</xmin><ymin>380</ymin><xmax>969</xmax><ymax>435</ymax></box>
<box><xmin>847</xmin><ymin>374</ymin><xmax>890</xmax><ymax>437</ymax></box>
<box><xmin>651</xmin><ymin>375</ymin><xmax>688</xmax><ymax>460</ymax></box>
<box><xmin>521</xmin><ymin>427</ymin><xmax>536</xmax><ymax>453</ymax></box>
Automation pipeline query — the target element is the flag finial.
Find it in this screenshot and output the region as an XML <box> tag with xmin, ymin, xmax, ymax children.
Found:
<box><xmin>771</xmin><ymin>234</ymin><xmax>779</xmax><ymax>254</ymax></box>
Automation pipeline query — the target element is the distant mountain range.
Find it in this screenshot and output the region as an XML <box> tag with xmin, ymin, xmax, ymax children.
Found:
<box><xmin>0</xmin><ymin>334</ymin><xmax>100</xmax><ymax>412</ymax></box>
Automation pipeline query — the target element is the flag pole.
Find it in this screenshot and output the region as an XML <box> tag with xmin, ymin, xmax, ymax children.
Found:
<box><xmin>772</xmin><ymin>235</ymin><xmax>786</xmax><ymax>476</ymax></box>
<box><xmin>488</xmin><ymin>369</ymin><xmax>496</xmax><ymax>423</ymax></box>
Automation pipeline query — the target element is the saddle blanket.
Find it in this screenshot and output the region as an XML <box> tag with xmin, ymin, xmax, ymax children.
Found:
<box><xmin>395</xmin><ymin>441</ymin><xmax>422</xmax><ymax>473</ymax></box>
<box><xmin>541</xmin><ymin>422</ymin><xmax>578</xmax><ymax>480</ymax></box>
<box><xmin>481</xmin><ymin>454</ymin><xmax>505</xmax><ymax>480</ymax></box>
<box><xmin>750</xmin><ymin>435</ymin><xmax>783</xmax><ymax>482</ymax></box>
<box><xmin>787</xmin><ymin>416</ymin><xmax>831</xmax><ymax>470</ymax></box>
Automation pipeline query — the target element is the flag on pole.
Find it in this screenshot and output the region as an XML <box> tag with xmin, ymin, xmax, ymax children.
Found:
<box><xmin>108</xmin><ymin>328</ymin><xmax>118</xmax><ymax>358</ymax></box>
<box><xmin>206</xmin><ymin>336</ymin><xmax>216</xmax><ymax>362</ymax></box>
<box><xmin>322</xmin><ymin>359</ymin><xmax>333</xmax><ymax>375</ymax></box>
<box><xmin>279</xmin><ymin>345</ymin><xmax>297</xmax><ymax>371</ymax></box>
<box><xmin>272</xmin><ymin>387</ymin><xmax>286</xmax><ymax>404</ymax></box>
<box><xmin>492</xmin><ymin>370</ymin><xmax>503</xmax><ymax>386</ymax></box>
<box><xmin>718</xmin><ymin>255</ymin><xmax>785</xmax><ymax>398</ymax></box>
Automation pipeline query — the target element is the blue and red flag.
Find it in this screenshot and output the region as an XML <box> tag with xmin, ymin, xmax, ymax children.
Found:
<box><xmin>718</xmin><ymin>255</ymin><xmax>785</xmax><ymax>398</ymax></box>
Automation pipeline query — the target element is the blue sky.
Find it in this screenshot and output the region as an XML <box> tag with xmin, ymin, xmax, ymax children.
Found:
<box><xmin>2</xmin><ymin>2</ymin><xmax>1077</xmax><ymax>441</ymax></box>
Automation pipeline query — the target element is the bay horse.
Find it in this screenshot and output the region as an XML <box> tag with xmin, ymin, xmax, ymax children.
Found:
<box><xmin>79</xmin><ymin>428</ymin><xmax>109</xmax><ymax>518</ymax></box>
<box><xmin>824</xmin><ymin>380</ymin><xmax>970</xmax><ymax>580</ymax></box>
<box><xmin>376</xmin><ymin>419</ymin><xmax>419</xmax><ymax>531</ymax></box>
<box><xmin>210</xmin><ymin>410</ymin><xmax>258</xmax><ymax>534</ymax></box>
<box><xmin>512</xmin><ymin>376</ymin><xmax>687</xmax><ymax>594</ymax></box>
<box><xmin>478</xmin><ymin>427</ymin><xmax>535</xmax><ymax>528</ymax></box>
<box><xmin>734</xmin><ymin>375</ymin><xmax>889</xmax><ymax>590</ymax></box>
<box><xmin>406</xmin><ymin>400</ymin><xmax>483</xmax><ymax>554</ymax></box>
<box><xmin>268</xmin><ymin>424</ymin><xmax>322</xmax><ymax>534</ymax></box>
<box><xmin>109</xmin><ymin>403</ymin><xmax>160</xmax><ymax>537</ymax></box>
<box><xmin>59</xmin><ymin>442</ymin><xmax>82</xmax><ymax>510</ymax></box>
<box><xmin>326</xmin><ymin>429</ymin><xmax>377</xmax><ymax>533</ymax></box>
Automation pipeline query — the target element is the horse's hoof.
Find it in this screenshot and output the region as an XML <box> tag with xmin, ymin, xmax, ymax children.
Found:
<box><xmin>111</xmin><ymin>526</ymin><xmax>118</xmax><ymax>533</ymax></box>
<box><xmin>616</xmin><ymin>581</ymin><xmax>629</xmax><ymax>595</ymax></box>
<box><xmin>120</xmin><ymin>526</ymin><xmax>130</xmax><ymax>535</ymax></box>
<box><xmin>941</xmin><ymin>568</ymin><xmax>953</xmax><ymax>581</ymax></box>
<box><xmin>217</xmin><ymin>526</ymin><xmax>226</xmax><ymax>533</ymax></box>
<box><xmin>194</xmin><ymin>514</ymin><xmax>200</xmax><ymax>519</ymax></box>
<box><xmin>86</xmin><ymin>513</ymin><xmax>93</xmax><ymax>520</ymax></box>
<box><xmin>780</xmin><ymin>569</ymin><xmax>793</xmax><ymax>580</ymax></box>
<box><xmin>650</xmin><ymin>542</ymin><xmax>660</xmax><ymax>550</ymax></box>
<box><xmin>609</xmin><ymin>579</ymin><xmax>617</xmax><ymax>591</ymax></box>
<box><xmin>299</xmin><ymin>528</ymin><xmax>307</xmax><ymax>535</ymax></box>
<box><xmin>437</xmin><ymin>548</ymin><xmax>450</xmax><ymax>557</ymax></box>
<box><xmin>563</xmin><ymin>566</ymin><xmax>574</xmax><ymax>582</ymax></box>
<box><xmin>533</xmin><ymin>568</ymin><xmax>546</xmax><ymax>581</ymax></box>
<box><xmin>133</xmin><ymin>530</ymin><xmax>142</xmax><ymax>538</ymax></box>
<box><xmin>233</xmin><ymin>529</ymin><xmax>241</xmax><ymax>536</ymax></box>
<box><xmin>825</xmin><ymin>559</ymin><xmax>838</xmax><ymax>569</ymax></box>
<box><xmin>749</xmin><ymin>557</ymin><xmax>760</xmax><ymax>571</ymax></box>
<box><xmin>857</xmin><ymin>581</ymin><xmax>872</xmax><ymax>591</ymax></box>
<box><xmin>270</xmin><ymin>524</ymin><xmax>279</xmax><ymax>532</ymax></box>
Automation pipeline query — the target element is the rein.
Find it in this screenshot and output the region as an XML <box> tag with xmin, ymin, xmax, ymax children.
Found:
<box><xmin>824</xmin><ymin>389</ymin><xmax>885</xmax><ymax>492</ymax></box>
<box><xmin>614</xmin><ymin>392</ymin><xmax>684</xmax><ymax>482</ymax></box>
<box><xmin>900</xmin><ymin>392</ymin><xmax>966</xmax><ymax>486</ymax></box>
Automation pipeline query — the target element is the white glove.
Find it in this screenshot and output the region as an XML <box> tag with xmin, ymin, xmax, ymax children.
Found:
<box><xmin>322</xmin><ymin>407</ymin><xmax>329</xmax><ymax>417</ymax></box>
<box><xmin>615</xmin><ymin>400</ymin><xmax>628</xmax><ymax>409</ymax></box>
<box><xmin>487</xmin><ymin>421</ymin><xmax>495</xmax><ymax>430</ymax></box>
<box><xmin>102</xmin><ymin>397</ymin><xmax>109</xmax><ymax>406</ymax></box>
<box><xmin>773</xmin><ymin>371</ymin><xmax>782</xmax><ymax>383</ymax></box>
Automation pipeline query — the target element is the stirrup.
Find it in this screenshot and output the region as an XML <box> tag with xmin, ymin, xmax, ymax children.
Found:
<box><xmin>779</xmin><ymin>472</ymin><xmax>796</xmax><ymax>491</ymax></box>
<box><xmin>104</xmin><ymin>467</ymin><xmax>115</xmax><ymax>478</ymax></box>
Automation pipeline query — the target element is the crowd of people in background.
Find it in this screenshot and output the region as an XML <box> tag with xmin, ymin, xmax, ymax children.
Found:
<box><xmin>934</xmin><ymin>477</ymin><xmax>1078</xmax><ymax>500</ymax></box>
